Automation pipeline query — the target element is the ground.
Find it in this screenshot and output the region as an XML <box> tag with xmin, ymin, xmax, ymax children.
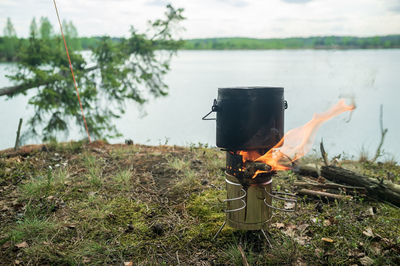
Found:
<box><xmin>0</xmin><ymin>141</ymin><xmax>399</xmax><ymax>265</ymax></box>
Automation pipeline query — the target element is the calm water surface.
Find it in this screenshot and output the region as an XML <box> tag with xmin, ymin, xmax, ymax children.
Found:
<box><xmin>1</xmin><ymin>50</ymin><xmax>399</xmax><ymax>160</ymax></box>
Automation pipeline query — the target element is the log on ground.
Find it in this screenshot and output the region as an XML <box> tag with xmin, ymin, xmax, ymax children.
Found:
<box><xmin>321</xmin><ymin>165</ymin><xmax>400</xmax><ymax>207</ymax></box>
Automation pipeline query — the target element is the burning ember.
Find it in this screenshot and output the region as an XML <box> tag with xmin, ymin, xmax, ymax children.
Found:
<box><xmin>240</xmin><ymin>99</ymin><xmax>355</xmax><ymax>178</ymax></box>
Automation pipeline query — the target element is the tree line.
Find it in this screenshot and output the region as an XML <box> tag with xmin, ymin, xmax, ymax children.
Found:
<box><xmin>0</xmin><ymin>17</ymin><xmax>82</xmax><ymax>62</ymax></box>
<box><xmin>183</xmin><ymin>36</ymin><xmax>400</xmax><ymax>50</ymax></box>
<box><xmin>1</xmin><ymin>17</ymin><xmax>400</xmax><ymax>63</ymax></box>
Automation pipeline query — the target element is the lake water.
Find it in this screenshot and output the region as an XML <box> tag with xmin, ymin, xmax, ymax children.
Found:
<box><xmin>1</xmin><ymin>50</ymin><xmax>399</xmax><ymax>160</ymax></box>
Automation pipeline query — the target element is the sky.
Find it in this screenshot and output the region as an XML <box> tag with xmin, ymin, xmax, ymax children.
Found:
<box><xmin>0</xmin><ymin>0</ymin><xmax>399</xmax><ymax>39</ymax></box>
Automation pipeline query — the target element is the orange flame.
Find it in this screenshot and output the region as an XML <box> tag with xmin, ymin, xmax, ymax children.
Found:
<box><xmin>242</xmin><ymin>99</ymin><xmax>355</xmax><ymax>176</ymax></box>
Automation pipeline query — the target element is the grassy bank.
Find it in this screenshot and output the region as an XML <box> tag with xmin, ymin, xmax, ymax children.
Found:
<box><xmin>0</xmin><ymin>141</ymin><xmax>399</xmax><ymax>265</ymax></box>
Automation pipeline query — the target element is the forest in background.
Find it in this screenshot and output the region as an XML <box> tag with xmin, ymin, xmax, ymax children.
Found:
<box><xmin>1</xmin><ymin>17</ymin><xmax>400</xmax><ymax>62</ymax></box>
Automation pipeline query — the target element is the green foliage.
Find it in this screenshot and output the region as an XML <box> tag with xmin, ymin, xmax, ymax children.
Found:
<box><xmin>3</xmin><ymin>17</ymin><xmax>16</xmax><ymax>37</ymax></box>
<box><xmin>3</xmin><ymin>5</ymin><xmax>184</xmax><ymax>142</ymax></box>
<box><xmin>0</xmin><ymin>17</ymin><xmax>19</xmax><ymax>61</ymax></box>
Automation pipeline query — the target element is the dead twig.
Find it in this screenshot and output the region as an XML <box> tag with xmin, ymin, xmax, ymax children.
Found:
<box><xmin>372</xmin><ymin>104</ymin><xmax>388</xmax><ymax>162</ymax></box>
<box><xmin>14</xmin><ymin>118</ymin><xmax>23</xmax><ymax>151</ymax></box>
<box><xmin>320</xmin><ymin>139</ymin><xmax>329</xmax><ymax>166</ymax></box>
<box><xmin>294</xmin><ymin>181</ymin><xmax>367</xmax><ymax>192</ymax></box>
<box><xmin>176</xmin><ymin>250</ymin><xmax>180</xmax><ymax>265</ymax></box>
<box><xmin>237</xmin><ymin>244</ymin><xmax>249</xmax><ymax>266</ymax></box>
<box><xmin>297</xmin><ymin>188</ymin><xmax>352</xmax><ymax>200</ymax></box>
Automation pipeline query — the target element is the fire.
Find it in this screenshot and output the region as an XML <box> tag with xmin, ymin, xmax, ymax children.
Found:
<box><xmin>241</xmin><ymin>99</ymin><xmax>355</xmax><ymax>177</ymax></box>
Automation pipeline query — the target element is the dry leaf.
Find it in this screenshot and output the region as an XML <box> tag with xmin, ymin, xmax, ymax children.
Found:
<box><xmin>272</xmin><ymin>223</ymin><xmax>285</xmax><ymax>229</ymax></box>
<box><xmin>297</xmin><ymin>223</ymin><xmax>309</xmax><ymax>233</ymax></box>
<box><xmin>323</xmin><ymin>219</ymin><xmax>331</xmax><ymax>226</ymax></box>
<box><xmin>287</xmin><ymin>224</ymin><xmax>297</xmax><ymax>230</ymax></box>
<box><xmin>328</xmin><ymin>216</ymin><xmax>338</xmax><ymax>225</ymax></box>
<box><xmin>362</xmin><ymin>227</ymin><xmax>374</xmax><ymax>238</ymax></box>
<box><xmin>124</xmin><ymin>262</ymin><xmax>133</xmax><ymax>266</ymax></box>
<box><xmin>14</xmin><ymin>260</ymin><xmax>21</xmax><ymax>265</ymax></box>
<box><xmin>348</xmin><ymin>250</ymin><xmax>365</xmax><ymax>258</ymax></box>
<box><xmin>294</xmin><ymin>236</ymin><xmax>310</xmax><ymax>245</ymax></box>
<box><xmin>283</xmin><ymin>228</ymin><xmax>295</xmax><ymax>238</ymax></box>
<box><xmin>284</xmin><ymin>202</ymin><xmax>295</xmax><ymax>210</ymax></box>
<box><xmin>15</xmin><ymin>241</ymin><xmax>28</xmax><ymax>248</ymax></box>
<box><xmin>64</xmin><ymin>223</ymin><xmax>76</xmax><ymax>229</ymax></box>
<box><xmin>294</xmin><ymin>258</ymin><xmax>307</xmax><ymax>266</ymax></box>
<box><xmin>315</xmin><ymin>248</ymin><xmax>323</xmax><ymax>258</ymax></box>
<box><xmin>370</xmin><ymin>242</ymin><xmax>382</xmax><ymax>255</ymax></box>
<box><xmin>359</xmin><ymin>256</ymin><xmax>374</xmax><ymax>266</ymax></box>
<box><xmin>321</xmin><ymin>237</ymin><xmax>334</xmax><ymax>243</ymax></box>
<box><xmin>1</xmin><ymin>241</ymin><xmax>11</xmax><ymax>249</ymax></box>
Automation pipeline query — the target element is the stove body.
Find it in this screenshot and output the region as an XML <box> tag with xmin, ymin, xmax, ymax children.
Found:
<box><xmin>204</xmin><ymin>87</ymin><xmax>294</xmax><ymax>231</ymax></box>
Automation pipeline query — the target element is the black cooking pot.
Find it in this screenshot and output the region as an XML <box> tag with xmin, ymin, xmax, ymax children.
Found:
<box><xmin>203</xmin><ymin>87</ymin><xmax>287</xmax><ymax>151</ymax></box>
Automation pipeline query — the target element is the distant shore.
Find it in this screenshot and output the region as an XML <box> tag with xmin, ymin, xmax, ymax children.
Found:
<box><xmin>1</xmin><ymin>35</ymin><xmax>400</xmax><ymax>63</ymax></box>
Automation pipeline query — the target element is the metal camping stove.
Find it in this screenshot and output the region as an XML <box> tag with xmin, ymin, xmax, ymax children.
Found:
<box><xmin>203</xmin><ymin>87</ymin><xmax>297</xmax><ymax>242</ymax></box>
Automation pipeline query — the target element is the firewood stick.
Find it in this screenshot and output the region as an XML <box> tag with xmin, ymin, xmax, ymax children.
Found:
<box><xmin>297</xmin><ymin>188</ymin><xmax>352</xmax><ymax>200</ymax></box>
<box><xmin>294</xmin><ymin>181</ymin><xmax>366</xmax><ymax>192</ymax></box>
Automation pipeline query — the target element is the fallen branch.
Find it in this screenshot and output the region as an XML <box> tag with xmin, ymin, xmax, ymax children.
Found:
<box><xmin>321</xmin><ymin>166</ymin><xmax>400</xmax><ymax>206</ymax></box>
<box><xmin>0</xmin><ymin>65</ymin><xmax>98</xmax><ymax>97</ymax></box>
<box><xmin>297</xmin><ymin>188</ymin><xmax>352</xmax><ymax>200</ymax></box>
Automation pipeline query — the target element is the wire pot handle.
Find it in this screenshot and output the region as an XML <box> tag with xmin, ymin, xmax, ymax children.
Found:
<box><xmin>202</xmin><ymin>99</ymin><xmax>218</xmax><ymax>120</ymax></box>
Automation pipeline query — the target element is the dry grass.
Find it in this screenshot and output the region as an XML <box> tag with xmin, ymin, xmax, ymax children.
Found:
<box><xmin>0</xmin><ymin>141</ymin><xmax>399</xmax><ymax>265</ymax></box>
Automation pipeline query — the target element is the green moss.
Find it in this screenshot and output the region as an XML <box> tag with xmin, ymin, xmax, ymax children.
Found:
<box><xmin>187</xmin><ymin>189</ymin><xmax>225</xmax><ymax>221</ymax></box>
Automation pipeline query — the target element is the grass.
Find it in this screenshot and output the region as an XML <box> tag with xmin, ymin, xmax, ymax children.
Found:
<box><xmin>0</xmin><ymin>141</ymin><xmax>399</xmax><ymax>265</ymax></box>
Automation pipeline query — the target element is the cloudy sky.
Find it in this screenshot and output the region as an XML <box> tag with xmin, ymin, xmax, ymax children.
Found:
<box><xmin>0</xmin><ymin>0</ymin><xmax>399</xmax><ymax>38</ymax></box>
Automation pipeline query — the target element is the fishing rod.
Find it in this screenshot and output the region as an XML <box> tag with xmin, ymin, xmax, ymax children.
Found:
<box><xmin>52</xmin><ymin>0</ymin><xmax>91</xmax><ymax>143</ymax></box>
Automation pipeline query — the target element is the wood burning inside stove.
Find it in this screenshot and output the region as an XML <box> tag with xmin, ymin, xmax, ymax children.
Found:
<box><xmin>203</xmin><ymin>87</ymin><xmax>297</xmax><ymax>245</ymax></box>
